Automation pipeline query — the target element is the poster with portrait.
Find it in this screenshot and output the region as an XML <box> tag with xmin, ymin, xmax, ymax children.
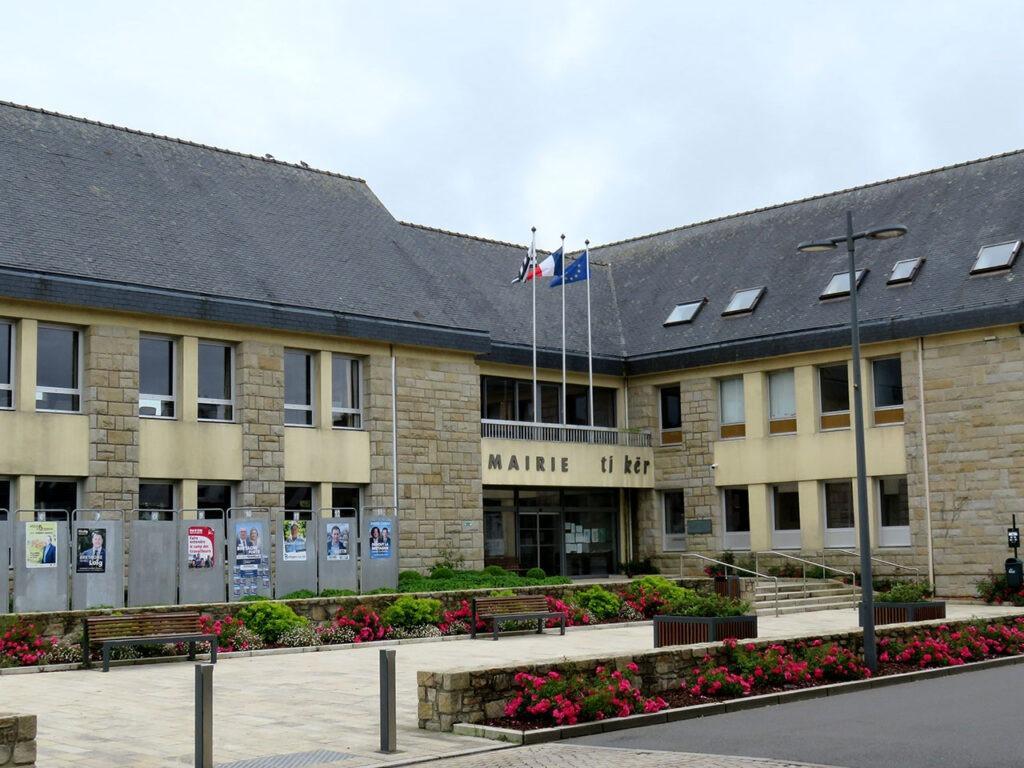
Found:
<box><xmin>232</xmin><ymin>520</ymin><xmax>269</xmax><ymax>597</ymax></box>
<box><xmin>282</xmin><ymin>519</ymin><xmax>308</xmax><ymax>562</ymax></box>
<box><xmin>368</xmin><ymin>518</ymin><xmax>392</xmax><ymax>560</ymax></box>
<box><xmin>75</xmin><ymin>527</ymin><xmax>107</xmax><ymax>574</ymax></box>
<box><xmin>25</xmin><ymin>521</ymin><xmax>58</xmax><ymax>569</ymax></box>
<box><xmin>187</xmin><ymin>525</ymin><xmax>216</xmax><ymax>569</ymax></box>
<box><xmin>324</xmin><ymin>521</ymin><xmax>350</xmax><ymax>561</ymax></box>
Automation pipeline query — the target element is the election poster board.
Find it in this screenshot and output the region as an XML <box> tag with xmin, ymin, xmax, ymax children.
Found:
<box><xmin>231</xmin><ymin>520</ymin><xmax>270</xmax><ymax>598</ymax></box>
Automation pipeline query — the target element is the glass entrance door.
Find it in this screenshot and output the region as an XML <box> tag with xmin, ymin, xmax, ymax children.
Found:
<box><xmin>517</xmin><ymin>511</ymin><xmax>562</xmax><ymax>575</ymax></box>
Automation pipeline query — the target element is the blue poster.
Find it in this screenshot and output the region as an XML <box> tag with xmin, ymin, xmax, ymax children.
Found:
<box><xmin>368</xmin><ymin>518</ymin><xmax>392</xmax><ymax>559</ymax></box>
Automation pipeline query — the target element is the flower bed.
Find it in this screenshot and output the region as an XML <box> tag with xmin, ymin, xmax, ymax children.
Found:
<box><xmin>977</xmin><ymin>571</ymin><xmax>1024</xmax><ymax>607</ymax></box>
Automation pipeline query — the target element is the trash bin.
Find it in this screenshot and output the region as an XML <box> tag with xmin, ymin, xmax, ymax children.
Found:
<box><xmin>1006</xmin><ymin>557</ymin><xmax>1023</xmax><ymax>589</ymax></box>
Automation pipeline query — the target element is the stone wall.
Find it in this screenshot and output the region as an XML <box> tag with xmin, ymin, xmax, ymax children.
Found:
<box><xmin>83</xmin><ymin>325</ymin><xmax>139</xmax><ymax>511</ymax></box>
<box><xmin>918</xmin><ymin>331</ymin><xmax>1024</xmax><ymax>595</ymax></box>
<box><xmin>0</xmin><ymin>713</ymin><xmax>35</xmax><ymax>767</ymax></box>
<box><xmin>236</xmin><ymin>341</ymin><xmax>285</xmax><ymax>510</ymax></box>
<box><xmin>417</xmin><ymin>612</ymin><xmax>1024</xmax><ymax>731</ymax></box>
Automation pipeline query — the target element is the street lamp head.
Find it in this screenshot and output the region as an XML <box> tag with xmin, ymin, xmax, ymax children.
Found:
<box><xmin>797</xmin><ymin>239</ymin><xmax>838</xmax><ymax>253</ymax></box>
<box><xmin>865</xmin><ymin>225</ymin><xmax>908</xmax><ymax>240</ymax></box>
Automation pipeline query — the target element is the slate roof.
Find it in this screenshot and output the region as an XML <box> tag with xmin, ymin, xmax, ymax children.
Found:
<box><xmin>1</xmin><ymin>100</ymin><xmax>1022</xmax><ymax>374</ymax></box>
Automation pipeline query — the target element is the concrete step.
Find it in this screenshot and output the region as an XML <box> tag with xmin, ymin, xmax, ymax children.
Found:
<box><xmin>754</xmin><ymin>591</ymin><xmax>863</xmax><ymax>609</ymax></box>
<box><xmin>757</xmin><ymin>599</ymin><xmax>861</xmax><ymax>616</ymax></box>
<box><xmin>755</xmin><ymin>587</ymin><xmax>860</xmax><ymax>602</ymax></box>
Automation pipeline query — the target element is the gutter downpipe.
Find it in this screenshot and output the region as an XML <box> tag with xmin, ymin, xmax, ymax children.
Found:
<box><xmin>917</xmin><ymin>337</ymin><xmax>935</xmax><ymax>588</ymax></box>
<box><xmin>391</xmin><ymin>346</ymin><xmax>399</xmax><ymax>513</ymax></box>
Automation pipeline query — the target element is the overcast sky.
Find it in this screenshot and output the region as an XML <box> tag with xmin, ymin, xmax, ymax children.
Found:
<box><xmin>6</xmin><ymin>1</ymin><xmax>1024</xmax><ymax>250</ymax></box>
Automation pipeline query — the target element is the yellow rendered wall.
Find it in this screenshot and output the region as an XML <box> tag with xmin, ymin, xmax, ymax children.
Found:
<box><xmin>284</xmin><ymin>427</ymin><xmax>371</xmax><ymax>484</ymax></box>
<box><xmin>138</xmin><ymin>419</ymin><xmax>243</xmax><ymax>480</ymax></box>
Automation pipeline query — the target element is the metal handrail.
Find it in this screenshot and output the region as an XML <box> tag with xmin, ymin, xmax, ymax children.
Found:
<box><xmin>830</xmin><ymin>549</ymin><xmax>921</xmax><ymax>578</ymax></box>
<box><xmin>755</xmin><ymin>550</ymin><xmax>857</xmax><ymax>592</ymax></box>
<box><xmin>481</xmin><ymin>418</ymin><xmax>652</xmax><ymax>447</ymax></box>
<box><xmin>679</xmin><ymin>552</ymin><xmax>779</xmax><ymax>617</ymax></box>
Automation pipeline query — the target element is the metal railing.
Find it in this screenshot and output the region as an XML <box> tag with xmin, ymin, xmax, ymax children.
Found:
<box><xmin>755</xmin><ymin>550</ymin><xmax>857</xmax><ymax>592</ymax></box>
<box><xmin>829</xmin><ymin>549</ymin><xmax>922</xmax><ymax>579</ymax></box>
<box><xmin>481</xmin><ymin>418</ymin><xmax>652</xmax><ymax>447</ymax></box>
<box><xmin>679</xmin><ymin>552</ymin><xmax>779</xmax><ymax>617</ymax></box>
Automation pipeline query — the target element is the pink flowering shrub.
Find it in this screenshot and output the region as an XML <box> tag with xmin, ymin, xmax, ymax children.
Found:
<box><xmin>333</xmin><ymin>605</ymin><xmax>390</xmax><ymax>643</ymax></box>
<box><xmin>503</xmin><ymin>662</ymin><xmax>667</xmax><ymax>726</ymax></box>
<box><xmin>879</xmin><ymin>619</ymin><xmax>1024</xmax><ymax>667</ymax></box>
<box><xmin>976</xmin><ymin>573</ymin><xmax>1024</xmax><ymax>606</ymax></box>
<box><xmin>0</xmin><ymin>621</ymin><xmax>58</xmax><ymax>667</ymax></box>
<box><xmin>545</xmin><ymin>595</ymin><xmax>593</xmax><ymax>628</ymax></box>
<box><xmin>437</xmin><ymin>600</ymin><xmax>486</xmax><ymax>635</ymax></box>
<box><xmin>198</xmin><ymin>615</ymin><xmax>257</xmax><ymax>652</ymax></box>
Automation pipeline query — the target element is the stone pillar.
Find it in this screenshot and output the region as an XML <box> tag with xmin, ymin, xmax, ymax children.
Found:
<box><xmin>0</xmin><ymin>712</ymin><xmax>36</xmax><ymax>767</ymax></box>
<box><xmin>365</xmin><ymin>350</ymin><xmax>396</xmax><ymax>514</ymax></box>
<box><xmin>83</xmin><ymin>325</ymin><xmax>139</xmax><ymax>511</ymax></box>
<box><xmin>236</xmin><ymin>341</ymin><xmax>284</xmax><ymax>510</ymax></box>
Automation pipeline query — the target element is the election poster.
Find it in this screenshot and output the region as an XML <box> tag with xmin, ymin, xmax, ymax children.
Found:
<box><xmin>368</xmin><ymin>519</ymin><xmax>392</xmax><ymax>560</ymax></box>
<box><xmin>325</xmin><ymin>521</ymin><xmax>350</xmax><ymax>561</ymax></box>
<box><xmin>187</xmin><ymin>525</ymin><xmax>216</xmax><ymax>569</ymax></box>
<box><xmin>282</xmin><ymin>519</ymin><xmax>307</xmax><ymax>562</ymax></box>
<box><xmin>232</xmin><ymin>520</ymin><xmax>269</xmax><ymax>597</ymax></box>
<box><xmin>26</xmin><ymin>521</ymin><xmax>58</xmax><ymax>569</ymax></box>
<box><xmin>75</xmin><ymin>527</ymin><xmax>107</xmax><ymax>574</ymax></box>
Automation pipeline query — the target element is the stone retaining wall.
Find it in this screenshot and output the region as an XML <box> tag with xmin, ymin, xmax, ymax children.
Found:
<box><xmin>0</xmin><ymin>713</ymin><xmax>35</xmax><ymax>767</ymax></box>
<box><xmin>416</xmin><ymin>612</ymin><xmax>1024</xmax><ymax>731</ymax></box>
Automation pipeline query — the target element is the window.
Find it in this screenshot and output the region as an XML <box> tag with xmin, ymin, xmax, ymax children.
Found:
<box><xmin>823</xmin><ymin>480</ymin><xmax>855</xmax><ymax>548</ymax></box>
<box><xmin>35</xmin><ymin>479</ymin><xmax>78</xmax><ymax>513</ymax></box>
<box><xmin>659</xmin><ymin>385</ymin><xmax>682</xmax><ymax>445</ymax></box>
<box><xmin>0</xmin><ymin>321</ymin><xmax>12</xmax><ymax>409</ymax></box>
<box><xmin>772</xmin><ymin>483</ymin><xmax>801</xmax><ymax>549</ymax></box>
<box><xmin>139</xmin><ymin>482</ymin><xmax>175</xmax><ymax>510</ymax></box>
<box><xmin>820</xmin><ymin>269</ymin><xmax>867</xmax><ymax>299</ymax></box>
<box><xmin>285</xmin><ymin>484</ymin><xmax>315</xmax><ymax>511</ymax></box>
<box><xmin>872</xmin><ymin>357</ymin><xmax>904</xmax><ymax>425</ymax></box>
<box><xmin>664</xmin><ymin>299</ymin><xmax>706</xmax><ymax>326</ymax></box>
<box><xmin>971</xmin><ymin>240</ymin><xmax>1021</xmax><ymax>274</ymax></box>
<box><xmin>139</xmin><ymin>336</ymin><xmax>176</xmax><ymax>418</ymax></box>
<box><xmin>565</xmin><ymin>384</ymin><xmax>617</xmax><ymax>428</ymax></box>
<box><xmin>331</xmin><ymin>354</ymin><xmax>362</xmax><ymax>429</ymax></box>
<box><xmin>663</xmin><ymin>490</ymin><xmax>686</xmax><ymax>551</ymax></box>
<box><xmin>197</xmin><ymin>342</ymin><xmax>234</xmax><ymax>421</ymax></box>
<box><xmin>538</xmin><ymin>382</ymin><xmax>561</xmax><ymax>424</ymax></box>
<box><xmin>197</xmin><ymin>483</ymin><xmax>232</xmax><ymax>517</ymax></box>
<box><xmin>285</xmin><ymin>349</ymin><xmax>314</xmax><ymax>426</ymax></box>
<box><xmin>722</xmin><ymin>487</ymin><xmax>751</xmax><ymax>550</ymax></box>
<box><xmin>36</xmin><ymin>326</ymin><xmax>80</xmax><ymax>412</ymax></box>
<box><xmin>888</xmin><ymin>257</ymin><xmax>924</xmax><ymax>285</ymax></box>
<box><xmin>818</xmin><ymin>363</ymin><xmax>850</xmax><ymax>430</ymax></box>
<box><xmin>719</xmin><ymin>377</ymin><xmax>745</xmax><ymax>438</ymax></box>
<box><xmin>768</xmin><ymin>369</ymin><xmax>797</xmax><ymax>434</ymax></box>
<box><xmin>722</xmin><ymin>286</ymin><xmax>765</xmax><ymax>316</ymax></box>
<box><xmin>0</xmin><ymin>478</ymin><xmax>10</xmax><ymax>513</ymax></box>
<box><xmin>878</xmin><ymin>476</ymin><xmax>910</xmax><ymax>547</ymax></box>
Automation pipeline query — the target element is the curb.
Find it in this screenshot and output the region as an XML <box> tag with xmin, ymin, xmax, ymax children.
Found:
<box><xmin>452</xmin><ymin>653</ymin><xmax>1024</xmax><ymax>744</ymax></box>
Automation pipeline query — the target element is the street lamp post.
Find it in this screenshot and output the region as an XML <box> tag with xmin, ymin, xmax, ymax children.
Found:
<box><xmin>797</xmin><ymin>212</ymin><xmax>907</xmax><ymax>672</ymax></box>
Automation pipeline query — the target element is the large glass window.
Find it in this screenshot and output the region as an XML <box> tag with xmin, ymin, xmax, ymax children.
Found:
<box><xmin>0</xmin><ymin>478</ymin><xmax>10</xmax><ymax>513</ymax></box>
<box><xmin>719</xmin><ymin>377</ymin><xmax>745</xmax><ymax>438</ymax></box>
<box><xmin>872</xmin><ymin>357</ymin><xmax>904</xmax><ymax>425</ymax></box>
<box><xmin>331</xmin><ymin>355</ymin><xmax>362</xmax><ymax>429</ymax></box>
<box><xmin>284</xmin><ymin>484</ymin><xmax>315</xmax><ymax>511</ymax></box>
<box><xmin>660</xmin><ymin>385</ymin><xmax>682</xmax><ymax>444</ymax></box>
<box><xmin>139</xmin><ymin>482</ymin><xmax>175</xmax><ymax>510</ymax></box>
<box><xmin>722</xmin><ymin>487</ymin><xmax>751</xmax><ymax>550</ymax></box>
<box><xmin>35</xmin><ymin>479</ymin><xmax>78</xmax><ymax>513</ymax></box>
<box><xmin>565</xmin><ymin>384</ymin><xmax>616</xmax><ymax>427</ymax></box>
<box><xmin>197</xmin><ymin>342</ymin><xmax>234</xmax><ymax>421</ymax></box>
<box><xmin>824</xmin><ymin>480</ymin><xmax>855</xmax><ymax>548</ymax></box>
<box><xmin>819</xmin><ymin>363</ymin><xmax>850</xmax><ymax>430</ymax></box>
<box><xmin>197</xmin><ymin>483</ymin><xmax>232</xmax><ymax>517</ymax></box>
<box><xmin>878</xmin><ymin>476</ymin><xmax>910</xmax><ymax>547</ymax></box>
<box><xmin>772</xmin><ymin>483</ymin><xmax>801</xmax><ymax>549</ymax></box>
<box><xmin>139</xmin><ymin>336</ymin><xmax>176</xmax><ymax>418</ymax></box>
<box><xmin>36</xmin><ymin>326</ymin><xmax>80</xmax><ymax>412</ymax></box>
<box><xmin>663</xmin><ymin>490</ymin><xmax>686</xmax><ymax>552</ymax></box>
<box><xmin>285</xmin><ymin>349</ymin><xmax>314</xmax><ymax>426</ymax></box>
<box><xmin>768</xmin><ymin>369</ymin><xmax>796</xmax><ymax>433</ymax></box>
<box><xmin>0</xmin><ymin>321</ymin><xmax>12</xmax><ymax>409</ymax></box>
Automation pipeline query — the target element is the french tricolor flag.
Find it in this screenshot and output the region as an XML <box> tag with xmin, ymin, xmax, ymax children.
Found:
<box><xmin>512</xmin><ymin>245</ymin><xmax>563</xmax><ymax>284</ymax></box>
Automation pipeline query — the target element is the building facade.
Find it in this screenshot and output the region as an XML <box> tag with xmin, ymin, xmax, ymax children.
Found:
<box><xmin>1</xmin><ymin>102</ymin><xmax>1022</xmax><ymax>599</ymax></box>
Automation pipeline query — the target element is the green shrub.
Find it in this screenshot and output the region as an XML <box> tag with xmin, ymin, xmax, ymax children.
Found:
<box><xmin>235</xmin><ymin>601</ymin><xmax>307</xmax><ymax>644</ymax></box>
<box><xmin>489</xmin><ymin>589</ymin><xmax>515</xmax><ymax>597</ymax></box>
<box><xmin>382</xmin><ymin>595</ymin><xmax>443</xmax><ymax>629</ymax></box>
<box><xmin>877</xmin><ymin>581</ymin><xmax>932</xmax><ymax>603</ymax></box>
<box><xmin>280</xmin><ymin>589</ymin><xmax>317</xmax><ymax>600</ymax></box>
<box><xmin>399</xmin><ymin>570</ymin><xmax>424</xmax><ymax>583</ymax></box>
<box><xmin>483</xmin><ymin>565</ymin><xmax>508</xmax><ymax>577</ymax></box>
<box><xmin>977</xmin><ymin>572</ymin><xmax>1024</xmax><ymax>605</ymax></box>
<box><xmin>573</xmin><ymin>586</ymin><xmax>622</xmax><ymax>621</ymax></box>
<box><xmin>319</xmin><ymin>588</ymin><xmax>357</xmax><ymax>598</ymax></box>
<box><xmin>239</xmin><ymin>595</ymin><xmax>270</xmax><ymax>602</ymax></box>
<box><xmin>525</xmin><ymin>567</ymin><xmax>546</xmax><ymax>579</ymax></box>
<box><xmin>621</xmin><ymin>558</ymin><xmax>659</xmax><ymax>577</ymax></box>
<box><xmin>430</xmin><ymin>565</ymin><xmax>457</xmax><ymax>580</ymax></box>
<box><xmin>666</xmin><ymin>590</ymin><xmax>750</xmax><ymax>617</ymax></box>
<box><xmin>366</xmin><ymin>587</ymin><xmax>397</xmax><ymax>595</ymax></box>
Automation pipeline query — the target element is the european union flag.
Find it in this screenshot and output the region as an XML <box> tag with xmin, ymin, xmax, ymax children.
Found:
<box><xmin>549</xmin><ymin>249</ymin><xmax>589</xmax><ymax>287</ymax></box>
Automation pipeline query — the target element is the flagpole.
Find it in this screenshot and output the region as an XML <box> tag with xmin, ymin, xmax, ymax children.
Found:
<box><xmin>585</xmin><ymin>239</ymin><xmax>594</xmax><ymax>427</ymax></box>
<box><xmin>531</xmin><ymin>226</ymin><xmax>537</xmax><ymax>421</ymax></box>
<box><xmin>560</xmin><ymin>234</ymin><xmax>566</xmax><ymax>428</ymax></box>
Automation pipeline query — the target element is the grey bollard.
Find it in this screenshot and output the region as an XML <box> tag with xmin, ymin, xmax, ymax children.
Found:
<box><xmin>195</xmin><ymin>663</ymin><xmax>214</xmax><ymax>768</ymax></box>
<box><xmin>379</xmin><ymin>649</ymin><xmax>397</xmax><ymax>753</ymax></box>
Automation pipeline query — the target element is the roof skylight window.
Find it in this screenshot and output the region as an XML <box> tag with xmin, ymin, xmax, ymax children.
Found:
<box><xmin>887</xmin><ymin>257</ymin><xmax>924</xmax><ymax>285</ymax></box>
<box><xmin>820</xmin><ymin>269</ymin><xmax>867</xmax><ymax>299</ymax></box>
<box><xmin>722</xmin><ymin>287</ymin><xmax>765</xmax><ymax>316</ymax></box>
<box><xmin>664</xmin><ymin>298</ymin><xmax>706</xmax><ymax>326</ymax></box>
<box><xmin>971</xmin><ymin>240</ymin><xmax>1020</xmax><ymax>274</ymax></box>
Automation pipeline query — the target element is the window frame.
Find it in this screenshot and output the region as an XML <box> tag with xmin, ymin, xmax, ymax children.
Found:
<box><xmin>0</xmin><ymin>319</ymin><xmax>14</xmax><ymax>410</ymax></box>
<box><xmin>887</xmin><ymin>257</ymin><xmax>924</xmax><ymax>285</ymax></box>
<box><xmin>196</xmin><ymin>482</ymin><xmax>234</xmax><ymax>518</ymax></box>
<box><xmin>664</xmin><ymin>298</ymin><xmax>706</xmax><ymax>326</ymax></box>
<box><xmin>284</xmin><ymin>483</ymin><xmax>317</xmax><ymax>512</ymax></box>
<box><xmin>284</xmin><ymin>348</ymin><xmax>316</xmax><ymax>427</ymax></box>
<box><xmin>818</xmin><ymin>362</ymin><xmax>851</xmax><ymax>430</ymax></box>
<box><xmin>196</xmin><ymin>341</ymin><xmax>235</xmax><ymax>423</ymax></box>
<box><xmin>822</xmin><ymin>479</ymin><xmax>856</xmax><ymax>549</ymax></box>
<box><xmin>331</xmin><ymin>354</ymin><xmax>363</xmax><ymax>430</ymax></box>
<box><xmin>718</xmin><ymin>376</ymin><xmax>746</xmax><ymax>439</ymax></box>
<box><xmin>139</xmin><ymin>335</ymin><xmax>177</xmax><ymax>420</ymax></box>
<box><xmin>662</xmin><ymin>490</ymin><xmax>687</xmax><ymax>551</ymax></box>
<box><xmin>971</xmin><ymin>240</ymin><xmax>1021</xmax><ymax>275</ymax></box>
<box><xmin>34</xmin><ymin>477</ymin><xmax>80</xmax><ymax>515</ymax></box>
<box><xmin>722</xmin><ymin>487</ymin><xmax>751</xmax><ymax>551</ymax></box>
<box><xmin>820</xmin><ymin>269</ymin><xmax>867</xmax><ymax>299</ymax></box>
<box><xmin>138</xmin><ymin>480</ymin><xmax>178</xmax><ymax>512</ymax></box>
<box><xmin>771</xmin><ymin>483</ymin><xmax>801</xmax><ymax>550</ymax></box>
<box><xmin>767</xmin><ymin>369</ymin><xmax>797</xmax><ymax>434</ymax></box>
<box><xmin>877</xmin><ymin>476</ymin><xmax>911</xmax><ymax>548</ymax></box>
<box><xmin>659</xmin><ymin>384</ymin><xmax>682</xmax><ymax>445</ymax></box>
<box><xmin>871</xmin><ymin>356</ymin><xmax>904</xmax><ymax>426</ymax></box>
<box><xmin>35</xmin><ymin>324</ymin><xmax>82</xmax><ymax>414</ymax></box>
<box><xmin>722</xmin><ymin>286</ymin><xmax>765</xmax><ymax>317</ymax></box>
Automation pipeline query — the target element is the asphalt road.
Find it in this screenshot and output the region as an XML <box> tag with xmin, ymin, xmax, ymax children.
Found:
<box><xmin>570</xmin><ymin>665</ymin><xmax>1024</xmax><ymax>768</ymax></box>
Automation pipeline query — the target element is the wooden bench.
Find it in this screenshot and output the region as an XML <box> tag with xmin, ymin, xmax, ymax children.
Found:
<box><xmin>470</xmin><ymin>595</ymin><xmax>565</xmax><ymax>641</ymax></box>
<box><xmin>82</xmin><ymin>612</ymin><xmax>217</xmax><ymax>672</ymax></box>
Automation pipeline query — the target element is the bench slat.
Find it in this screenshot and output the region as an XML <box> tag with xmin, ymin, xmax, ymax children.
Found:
<box><xmin>85</xmin><ymin>612</ymin><xmax>203</xmax><ymax>643</ymax></box>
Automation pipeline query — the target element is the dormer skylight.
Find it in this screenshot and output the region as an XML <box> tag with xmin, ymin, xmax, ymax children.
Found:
<box><xmin>820</xmin><ymin>269</ymin><xmax>867</xmax><ymax>299</ymax></box>
<box><xmin>722</xmin><ymin>287</ymin><xmax>765</xmax><ymax>316</ymax></box>
<box><xmin>887</xmin><ymin>257</ymin><xmax>924</xmax><ymax>285</ymax></box>
<box><xmin>971</xmin><ymin>240</ymin><xmax>1020</xmax><ymax>275</ymax></box>
<box><xmin>664</xmin><ymin>298</ymin><xmax>706</xmax><ymax>326</ymax></box>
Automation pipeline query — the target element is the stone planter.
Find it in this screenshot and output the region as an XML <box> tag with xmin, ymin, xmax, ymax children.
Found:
<box><xmin>653</xmin><ymin>614</ymin><xmax>758</xmax><ymax>648</ymax></box>
<box><xmin>859</xmin><ymin>601</ymin><xmax>946</xmax><ymax>626</ymax></box>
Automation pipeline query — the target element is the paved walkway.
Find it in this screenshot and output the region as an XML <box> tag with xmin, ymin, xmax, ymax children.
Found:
<box><xmin>0</xmin><ymin>603</ymin><xmax>1016</xmax><ymax>767</ymax></box>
